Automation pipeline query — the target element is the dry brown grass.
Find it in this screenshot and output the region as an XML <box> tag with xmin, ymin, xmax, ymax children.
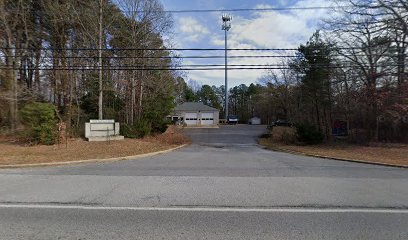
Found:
<box><xmin>269</xmin><ymin>126</ymin><xmax>297</xmax><ymax>144</ymax></box>
<box><xmin>0</xmin><ymin>126</ymin><xmax>190</xmax><ymax>166</ymax></box>
<box><xmin>259</xmin><ymin>138</ymin><xmax>408</xmax><ymax>167</ymax></box>
<box><xmin>144</xmin><ymin>125</ymin><xmax>192</xmax><ymax>145</ymax></box>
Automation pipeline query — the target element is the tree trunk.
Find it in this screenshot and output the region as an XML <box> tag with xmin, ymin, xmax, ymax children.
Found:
<box><xmin>131</xmin><ymin>74</ymin><xmax>135</xmax><ymax>125</ymax></box>
<box><xmin>138</xmin><ymin>79</ymin><xmax>143</xmax><ymax>120</ymax></box>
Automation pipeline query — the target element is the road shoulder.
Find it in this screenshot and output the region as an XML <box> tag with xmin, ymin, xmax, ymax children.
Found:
<box><xmin>259</xmin><ymin>139</ymin><xmax>408</xmax><ymax>168</ymax></box>
<box><xmin>0</xmin><ymin>142</ymin><xmax>188</xmax><ymax>168</ymax></box>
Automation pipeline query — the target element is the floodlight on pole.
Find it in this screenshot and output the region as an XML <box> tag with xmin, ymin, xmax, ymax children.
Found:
<box><xmin>222</xmin><ymin>14</ymin><xmax>232</xmax><ymax>119</ymax></box>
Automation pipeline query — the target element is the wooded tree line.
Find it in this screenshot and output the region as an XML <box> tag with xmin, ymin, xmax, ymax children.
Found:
<box><xmin>0</xmin><ymin>0</ymin><xmax>178</xmax><ymax>136</ymax></box>
<box><xmin>1</xmin><ymin>0</ymin><xmax>407</xmax><ymax>143</ymax></box>
<box><xmin>213</xmin><ymin>0</ymin><xmax>408</xmax><ymax>143</ymax></box>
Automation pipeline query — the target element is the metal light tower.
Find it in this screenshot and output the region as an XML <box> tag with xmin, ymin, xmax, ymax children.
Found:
<box><xmin>98</xmin><ymin>0</ymin><xmax>103</xmax><ymax>120</ymax></box>
<box><xmin>222</xmin><ymin>14</ymin><xmax>231</xmax><ymax>119</ymax></box>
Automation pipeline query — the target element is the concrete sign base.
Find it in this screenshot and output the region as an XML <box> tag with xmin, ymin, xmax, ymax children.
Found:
<box><xmin>85</xmin><ymin>120</ymin><xmax>124</xmax><ymax>142</ymax></box>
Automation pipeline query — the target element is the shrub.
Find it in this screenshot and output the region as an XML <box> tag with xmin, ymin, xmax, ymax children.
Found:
<box><xmin>20</xmin><ymin>102</ymin><xmax>57</xmax><ymax>145</ymax></box>
<box><xmin>135</xmin><ymin>119</ymin><xmax>151</xmax><ymax>137</ymax></box>
<box><xmin>271</xmin><ymin>126</ymin><xmax>297</xmax><ymax>144</ymax></box>
<box><xmin>153</xmin><ymin>120</ymin><xmax>170</xmax><ymax>133</ymax></box>
<box><xmin>121</xmin><ymin>119</ymin><xmax>152</xmax><ymax>138</ymax></box>
<box><xmin>146</xmin><ymin>125</ymin><xmax>191</xmax><ymax>145</ymax></box>
<box><xmin>120</xmin><ymin>123</ymin><xmax>134</xmax><ymax>138</ymax></box>
<box><xmin>259</xmin><ymin>133</ymin><xmax>272</xmax><ymax>139</ymax></box>
<box><xmin>296</xmin><ymin>123</ymin><xmax>324</xmax><ymax>145</ymax></box>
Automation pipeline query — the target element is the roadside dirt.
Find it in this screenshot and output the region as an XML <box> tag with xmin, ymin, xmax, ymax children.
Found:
<box><xmin>259</xmin><ymin>138</ymin><xmax>408</xmax><ymax>167</ymax></box>
<box><xmin>0</xmin><ymin>126</ymin><xmax>190</xmax><ymax>166</ymax></box>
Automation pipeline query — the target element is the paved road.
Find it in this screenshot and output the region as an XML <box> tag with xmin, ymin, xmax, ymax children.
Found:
<box><xmin>0</xmin><ymin>125</ymin><xmax>407</xmax><ymax>239</ymax></box>
<box><xmin>1</xmin><ymin>206</ymin><xmax>407</xmax><ymax>240</ymax></box>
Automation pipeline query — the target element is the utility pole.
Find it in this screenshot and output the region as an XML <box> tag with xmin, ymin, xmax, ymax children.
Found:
<box><xmin>98</xmin><ymin>0</ymin><xmax>103</xmax><ymax>120</ymax></box>
<box><xmin>222</xmin><ymin>14</ymin><xmax>232</xmax><ymax>119</ymax></box>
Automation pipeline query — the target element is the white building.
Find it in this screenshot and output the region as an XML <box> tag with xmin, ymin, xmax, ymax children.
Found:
<box><xmin>172</xmin><ymin>102</ymin><xmax>219</xmax><ymax>127</ymax></box>
<box><xmin>248</xmin><ymin>117</ymin><xmax>261</xmax><ymax>125</ymax></box>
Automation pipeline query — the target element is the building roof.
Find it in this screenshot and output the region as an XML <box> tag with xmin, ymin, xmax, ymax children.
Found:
<box><xmin>174</xmin><ymin>102</ymin><xmax>219</xmax><ymax>112</ymax></box>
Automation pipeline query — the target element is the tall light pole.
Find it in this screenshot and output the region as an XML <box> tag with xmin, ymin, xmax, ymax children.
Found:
<box><xmin>222</xmin><ymin>14</ymin><xmax>231</xmax><ymax>119</ymax></box>
<box><xmin>98</xmin><ymin>0</ymin><xmax>103</xmax><ymax>120</ymax></box>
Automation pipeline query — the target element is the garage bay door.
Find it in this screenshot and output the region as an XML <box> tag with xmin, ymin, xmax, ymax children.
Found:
<box><xmin>185</xmin><ymin>112</ymin><xmax>198</xmax><ymax>125</ymax></box>
<box><xmin>201</xmin><ymin>112</ymin><xmax>214</xmax><ymax>125</ymax></box>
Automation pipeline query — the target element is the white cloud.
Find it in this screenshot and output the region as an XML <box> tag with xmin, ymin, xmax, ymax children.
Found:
<box><xmin>227</xmin><ymin>2</ymin><xmax>333</xmax><ymax>49</ymax></box>
<box><xmin>187</xmin><ymin>68</ymin><xmax>263</xmax><ymax>88</ymax></box>
<box><xmin>176</xmin><ymin>0</ymin><xmax>334</xmax><ymax>87</ymax></box>
<box><xmin>178</xmin><ymin>17</ymin><xmax>210</xmax><ymax>42</ymax></box>
<box><xmin>211</xmin><ymin>36</ymin><xmax>224</xmax><ymax>46</ymax></box>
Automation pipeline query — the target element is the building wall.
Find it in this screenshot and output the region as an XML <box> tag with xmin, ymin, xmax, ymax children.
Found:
<box><xmin>174</xmin><ymin>110</ymin><xmax>219</xmax><ymax>126</ymax></box>
<box><xmin>213</xmin><ymin>111</ymin><xmax>220</xmax><ymax>125</ymax></box>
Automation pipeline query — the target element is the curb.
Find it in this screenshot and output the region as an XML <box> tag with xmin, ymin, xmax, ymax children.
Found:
<box><xmin>0</xmin><ymin>144</ymin><xmax>188</xmax><ymax>169</ymax></box>
<box><xmin>182</xmin><ymin>126</ymin><xmax>220</xmax><ymax>129</ymax></box>
<box><xmin>263</xmin><ymin>146</ymin><xmax>408</xmax><ymax>169</ymax></box>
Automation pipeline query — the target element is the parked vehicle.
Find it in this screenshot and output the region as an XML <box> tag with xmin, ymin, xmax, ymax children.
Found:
<box><xmin>227</xmin><ymin>115</ymin><xmax>238</xmax><ymax>124</ymax></box>
<box><xmin>248</xmin><ymin>117</ymin><xmax>261</xmax><ymax>125</ymax></box>
<box><xmin>268</xmin><ymin>119</ymin><xmax>293</xmax><ymax>129</ymax></box>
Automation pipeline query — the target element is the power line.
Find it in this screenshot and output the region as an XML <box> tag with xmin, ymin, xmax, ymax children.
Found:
<box><xmin>5</xmin><ymin>62</ymin><xmax>405</xmax><ymax>67</ymax></box>
<box><xmin>0</xmin><ymin>67</ymin><xmax>288</xmax><ymax>71</ymax></box>
<box><xmin>1</xmin><ymin>63</ymin><xmax>403</xmax><ymax>71</ymax></box>
<box><xmin>125</xmin><ymin>6</ymin><xmax>353</xmax><ymax>14</ymax></box>
<box><xmin>2</xmin><ymin>47</ymin><xmax>298</xmax><ymax>51</ymax></box>
<box><xmin>4</xmin><ymin>55</ymin><xmax>301</xmax><ymax>59</ymax></box>
<box><xmin>3</xmin><ymin>47</ymin><xmax>381</xmax><ymax>51</ymax></box>
<box><xmin>3</xmin><ymin>5</ymin><xmax>353</xmax><ymax>14</ymax></box>
<box><xmin>7</xmin><ymin>53</ymin><xmax>403</xmax><ymax>59</ymax></box>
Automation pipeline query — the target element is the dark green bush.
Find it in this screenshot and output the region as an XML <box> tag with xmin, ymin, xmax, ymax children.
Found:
<box><xmin>120</xmin><ymin>123</ymin><xmax>134</xmax><ymax>138</ymax></box>
<box><xmin>153</xmin><ymin>120</ymin><xmax>170</xmax><ymax>133</ymax></box>
<box><xmin>121</xmin><ymin>119</ymin><xmax>152</xmax><ymax>138</ymax></box>
<box><xmin>20</xmin><ymin>102</ymin><xmax>57</xmax><ymax>145</ymax></box>
<box><xmin>134</xmin><ymin>119</ymin><xmax>151</xmax><ymax>137</ymax></box>
<box><xmin>296</xmin><ymin>123</ymin><xmax>324</xmax><ymax>145</ymax></box>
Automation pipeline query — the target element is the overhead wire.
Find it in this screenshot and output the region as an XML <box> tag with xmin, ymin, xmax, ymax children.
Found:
<box><xmin>5</xmin><ymin>54</ymin><xmax>398</xmax><ymax>60</ymax></box>
<box><xmin>2</xmin><ymin>46</ymin><xmax>393</xmax><ymax>51</ymax></box>
<box><xmin>0</xmin><ymin>63</ymin><xmax>403</xmax><ymax>71</ymax></box>
<box><xmin>153</xmin><ymin>6</ymin><xmax>352</xmax><ymax>13</ymax></box>
<box><xmin>3</xmin><ymin>5</ymin><xmax>353</xmax><ymax>14</ymax></box>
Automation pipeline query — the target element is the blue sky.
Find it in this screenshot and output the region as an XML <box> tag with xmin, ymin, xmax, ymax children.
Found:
<box><xmin>159</xmin><ymin>0</ymin><xmax>333</xmax><ymax>87</ymax></box>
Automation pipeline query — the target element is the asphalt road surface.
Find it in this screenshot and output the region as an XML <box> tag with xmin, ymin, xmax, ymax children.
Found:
<box><xmin>0</xmin><ymin>125</ymin><xmax>407</xmax><ymax>239</ymax></box>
